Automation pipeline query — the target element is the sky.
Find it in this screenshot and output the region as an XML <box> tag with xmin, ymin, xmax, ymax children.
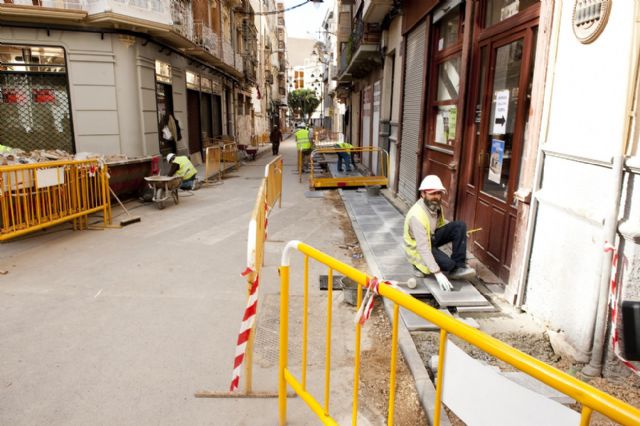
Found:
<box><xmin>280</xmin><ymin>0</ymin><xmax>333</xmax><ymax>40</ymax></box>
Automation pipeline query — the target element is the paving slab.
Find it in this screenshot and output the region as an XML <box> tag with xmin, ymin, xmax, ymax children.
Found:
<box><xmin>362</xmin><ymin>232</ymin><xmax>398</xmax><ymax>243</ymax></box>
<box><xmin>401</xmin><ymin>308</ymin><xmax>452</xmax><ymax>331</ymax></box>
<box><xmin>369</xmin><ymin>242</ymin><xmax>405</xmax><ymax>258</ymax></box>
<box><xmin>423</xmin><ymin>279</ymin><xmax>490</xmax><ymax>307</ymax></box>
<box><xmin>356</xmin><ymin>215</ymin><xmax>384</xmax><ymax>225</ymax></box>
<box><xmin>319</xmin><ymin>274</ymin><xmax>344</xmax><ymax>290</ymax></box>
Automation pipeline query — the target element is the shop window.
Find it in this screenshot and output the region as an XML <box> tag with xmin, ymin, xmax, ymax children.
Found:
<box><xmin>0</xmin><ymin>44</ymin><xmax>73</xmax><ymax>152</ymax></box>
<box><xmin>484</xmin><ymin>0</ymin><xmax>538</xmax><ymax>27</ymax></box>
<box><xmin>155</xmin><ymin>60</ymin><xmax>171</xmax><ymax>84</ymax></box>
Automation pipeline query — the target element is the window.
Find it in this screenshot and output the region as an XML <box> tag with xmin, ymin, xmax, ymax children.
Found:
<box><xmin>237</xmin><ymin>93</ymin><xmax>244</xmax><ymax>115</ymax></box>
<box><xmin>0</xmin><ymin>44</ymin><xmax>73</xmax><ymax>152</ymax></box>
<box><xmin>155</xmin><ymin>60</ymin><xmax>171</xmax><ymax>84</ymax></box>
<box><xmin>484</xmin><ymin>0</ymin><xmax>539</xmax><ymax>27</ymax></box>
<box><xmin>427</xmin><ymin>5</ymin><xmax>464</xmax><ymax>147</ymax></box>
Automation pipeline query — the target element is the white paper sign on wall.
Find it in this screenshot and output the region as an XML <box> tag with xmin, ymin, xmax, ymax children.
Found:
<box><xmin>493</xmin><ymin>90</ymin><xmax>510</xmax><ymax>135</ymax></box>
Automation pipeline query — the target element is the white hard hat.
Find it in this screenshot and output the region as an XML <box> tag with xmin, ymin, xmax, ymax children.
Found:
<box><xmin>419</xmin><ymin>175</ymin><xmax>446</xmax><ymax>193</ymax></box>
<box><xmin>166</xmin><ymin>153</ymin><xmax>175</xmax><ymax>162</ymax></box>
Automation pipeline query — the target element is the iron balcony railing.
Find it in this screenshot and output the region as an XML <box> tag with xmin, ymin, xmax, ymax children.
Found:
<box><xmin>170</xmin><ymin>0</ymin><xmax>194</xmax><ymax>41</ymax></box>
<box><xmin>222</xmin><ymin>40</ymin><xmax>234</xmax><ymax>67</ymax></box>
<box><xmin>194</xmin><ymin>20</ymin><xmax>218</xmax><ymax>55</ymax></box>
<box><xmin>235</xmin><ymin>52</ymin><xmax>244</xmax><ymax>73</ymax></box>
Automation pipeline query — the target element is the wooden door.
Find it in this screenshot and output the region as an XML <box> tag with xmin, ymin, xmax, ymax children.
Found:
<box><xmin>187</xmin><ymin>89</ymin><xmax>201</xmax><ymax>154</ymax></box>
<box><xmin>460</xmin><ymin>22</ymin><xmax>537</xmax><ymax>281</ymax></box>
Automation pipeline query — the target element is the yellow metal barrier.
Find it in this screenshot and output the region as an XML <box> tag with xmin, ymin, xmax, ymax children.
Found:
<box><xmin>309</xmin><ymin>146</ymin><xmax>389</xmax><ymax>189</ymax></box>
<box><xmin>222</xmin><ymin>142</ymin><xmax>238</xmax><ymax>169</ymax></box>
<box><xmin>0</xmin><ymin>159</ymin><xmax>111</xmax><ymax>241</ymax></box>
<box><xmin>265</xmin><ymin>155</ymin><xmax>283</xmax><ymax>210</ymax></box>
<box><xmin>278</xmin><ymin>241</ymin><xmax>640</xmax><ymax>426</ymax></box>
<box><xmin>204</xmin><ymin>146</ymin><xmax>222</xmax><ymax>182</ymax></box>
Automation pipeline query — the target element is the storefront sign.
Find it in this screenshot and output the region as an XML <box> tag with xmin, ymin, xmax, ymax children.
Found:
<box><xmin>488</xmin><ymin>139</ymin><xmax>505</xmax><ymax>184</ymax></box>
<box><xmin>492</xmin><ymin>90</ymin><xmax>510</xmax><ymax>135</ymax></box>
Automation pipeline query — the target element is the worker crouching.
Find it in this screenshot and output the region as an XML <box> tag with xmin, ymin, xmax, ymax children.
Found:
<box><xmin>166</xmin><ymin>153</ymin><xmax>199</xmax><ymax>190</ymax></box>
<box><xmin>403</xmin><ymin>175</ymin><xmax>476</xmax><ymax>291</ymax></box>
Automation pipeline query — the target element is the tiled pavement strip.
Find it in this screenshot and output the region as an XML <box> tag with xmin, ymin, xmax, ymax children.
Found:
<box><xmin>339</xmin><ymin>189</ymin><xmax>454</xmax><ymax>426</ymax></box>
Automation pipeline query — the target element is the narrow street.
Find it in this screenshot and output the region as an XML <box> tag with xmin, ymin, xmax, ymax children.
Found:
<box><xmin>0</xmin><ymin>136</ymin><xmax>424</xmax><ymax>425</ymax></box>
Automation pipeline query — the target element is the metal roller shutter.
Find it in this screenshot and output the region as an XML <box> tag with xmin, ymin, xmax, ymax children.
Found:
<box><xmin>398</xmin><ymin>21</ymin><xmax>426</xmax><ymax>204</ymax></box>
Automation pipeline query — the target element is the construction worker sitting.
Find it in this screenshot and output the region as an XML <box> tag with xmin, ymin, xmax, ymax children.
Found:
<box><xmin>294</xmin><ymin>124</ymin><xmax>312</xmax><ymax>172</ymax></box>
<box><xmin>166</xmin><ymin>153</ymin><xmax>199</xmax><ymax>190</ymax></box>
<box><xmin>404</xmin><ymin>175</ymin><xmax>476</xmax><ymax>292</ymax></box>
<box><xmin>334</xmin><ymin>142</ymin><xmax>354</xmax><ymax>172</ymax></box>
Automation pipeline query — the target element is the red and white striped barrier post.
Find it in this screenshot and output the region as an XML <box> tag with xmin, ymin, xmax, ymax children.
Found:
<box><xmin>604</xmin><ymin>242</ymin><xmax>638</xmax><ymax>375</ymax></box>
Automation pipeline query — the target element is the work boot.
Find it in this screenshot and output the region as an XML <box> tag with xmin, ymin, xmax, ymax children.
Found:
<box><xmin>448</xmin><ymin>266</ymin><xmax>476</xmax><ymax>280</ymax></box>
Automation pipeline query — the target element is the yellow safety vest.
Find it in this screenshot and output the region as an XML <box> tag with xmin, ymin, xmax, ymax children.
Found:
<box><xmin>337</xmin><ymin>142</ymin><xmax>353</xmax><ymax>152</ymax></box>
<box><xmin>295</xmin><ymin>129</ymin><xmax>311</xmax><ymax>151</ymax></box>
<box><xmin>172</xmin><ymin>156</ymin><xmax>197</xmax><ymax>180</ymax></box>
<box><xmin>403</xmin><ymin>202</ymin><xmax>446</xmax><ymax>274</ymax></box>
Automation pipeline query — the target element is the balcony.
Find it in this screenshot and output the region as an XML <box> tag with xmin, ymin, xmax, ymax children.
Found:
<box><xmin>243</xmin><ymin>56</ymin><xmax>256</xmax><ymax>82</ymax></box>
<box><xmin>194</xmin><ymin>20</ymin><xmax>218</xmax><ymax>55</ymax></box>
<box><xmin>362</xmin><ymin>0</ymin><xmax>393</xmax><ymax>23</ymax></box>
<box><xmin>222</xmin><ymin>40</ymin><xmax>234</xmax><ymax>67</ymax></box>
<box><xmin>235</xmin><ymin>52</ymin><xmax>243</xmax><ymax>73</ymax></box>
<box><xmin>85</xmin><ymin>0</ymin><xmax>173</xmax><ymax>27</ymax></box>
<box><xmin>170</xmin><ymin>0</ymin><xmax>194</xmax><ymax>42</ymax></box>
<box><xmin>338</xmin><ymin>18</ymin><xmax>381</xmax><ymax>79</ymax></box>
<box><xmin>0</xmin><ymin>0</ymin><xmax>86</xmax><ymax>23</ymax></box>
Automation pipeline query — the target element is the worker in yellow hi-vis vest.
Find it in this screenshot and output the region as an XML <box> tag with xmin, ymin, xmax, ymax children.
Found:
<box><xmin>334</xmin><ymin>142</ymin><xmax>356</xmax><ymax>172</ymax></box>
<box><xmin>167</xmin><ymin>153</ymin><xmax>199</xmax><ymax>190</ymax></box>
<box><xmin>404</xmin><ymin>175</ymin><xmax>476</xmax><ymax>292</ymax></box>
<box><xmin>294</xmin><ymin>124</ymin><xmax>312</xmax><ymax>172</ymax></box>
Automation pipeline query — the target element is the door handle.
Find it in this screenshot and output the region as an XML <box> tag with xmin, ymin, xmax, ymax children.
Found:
<box><xmin>447</xmin><ymin>161</ymin><xmax>457</xmax><ymax>171</ymax></box>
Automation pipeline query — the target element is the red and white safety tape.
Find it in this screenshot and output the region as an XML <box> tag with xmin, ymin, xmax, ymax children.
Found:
<box><xmin>604</xmin><ymin>242</ymin><xmax>638</xmax><ymax>375</ymax></box>
<box><xmin>230</xmin><ymin>267</ymin><xmax>260</xmax><ymax>391</ymax></box>
<box><xmin>354</xmin><ymin>277</ymin><xmax>402</xmax><ymax>326</ymax></box>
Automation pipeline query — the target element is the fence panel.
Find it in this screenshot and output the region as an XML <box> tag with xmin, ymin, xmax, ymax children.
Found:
<box><xmin>265</xmin><ymin>155</ymin><xmax>283</xmax><ymax>210</ymax></box>
<box><xmin>0</xmin><ymin>159</ymin><xmax>111</xmax><ymax>241</ymax></box>
<box><xmin>278</xmin><ymin>241</ymin><xmax>640</xmax><ymax>426</ymax></box>
<box><xmin>204</xmin><ymin>146</ymin><xmax>222</xmax><ymax>181</ymax></box>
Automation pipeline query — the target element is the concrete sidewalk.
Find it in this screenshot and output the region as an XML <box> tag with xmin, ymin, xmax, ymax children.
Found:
<box><xmin>0</xmin><ymin>136</ymin><xmax>407</xmax><ymax>425</ymax></box>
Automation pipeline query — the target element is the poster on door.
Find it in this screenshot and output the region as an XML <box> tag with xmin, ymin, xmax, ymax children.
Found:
<box><xmin>492</xmin><ymin>89</ymin><xmax>510</xmax><ymax>135</ymax></box>
<box><xmin>488</xmin><ymin>139</ymin><xmax>505</xmax><ymax>184</ymax></box>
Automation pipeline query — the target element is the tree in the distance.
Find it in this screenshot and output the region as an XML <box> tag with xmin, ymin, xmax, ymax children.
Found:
<box><xmin>287</xmin><ymin>89</ymin><xmax>320</xmax><ymax>124</ymax></box>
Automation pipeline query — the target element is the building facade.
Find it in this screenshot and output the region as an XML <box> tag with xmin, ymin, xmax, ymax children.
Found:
<box><xmin>0</xmin><ymin>0</ymin><xmax>287</xmax><ymax>161</ymax></box>
<box><xmin>337</xmin><ymin>0</ymin><xmax>640</xmax><ymax>375</ymax></box>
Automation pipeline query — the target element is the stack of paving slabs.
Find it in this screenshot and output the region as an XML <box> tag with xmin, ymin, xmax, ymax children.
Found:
<box><xmin>339</xmin><ymin>188</ymin><xmax>494</xmax><ymax>332</ymax></box>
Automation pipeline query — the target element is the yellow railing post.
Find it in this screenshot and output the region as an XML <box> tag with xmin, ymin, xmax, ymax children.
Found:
<box><xmin>302</xmin><ymin>255</ymin><xmax>309</xmax><ymax>389</ymax></box>
<box><xmin>352</xmin><ymin>280</ymin><xmax>363</xmax><ymax>426</ymax></box>
<box><xmin>279</xmin><ymin>265</ymin><xmax>290</xmax><ymax>426</ymax></box>
<box><xmin>387</xmin><ymin>303</ymin><xmax>400</xmax><ymax>426</ymax></box>
<box><xmin>324</xmin><ymin>267</ymin><xmax>333</xmax><ymax>415</ymax></box>
<box><xmin>433</xmin><ymin>328</ymin><xmax>448</xmax><ymax>426</ymax></box>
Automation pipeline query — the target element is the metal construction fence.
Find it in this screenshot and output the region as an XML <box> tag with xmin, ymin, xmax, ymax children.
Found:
<box><xmin>265</xmin><ymin>155</ymin><xmax>283</xmax><ymax>210</ymax></box>
<box><xmin>309</xmin><ymin>146</ymin><xmax>389</xmax><ymax>189</ymax></box>
<box><xmin>0</xmin><ymin>159</ymin><xmax>111</xmax><ymax>241</ymax></box>
<box><xmin>278</xmin><ymin>241</ymin><xmax>640</xmax><ymax>426</ymax></box>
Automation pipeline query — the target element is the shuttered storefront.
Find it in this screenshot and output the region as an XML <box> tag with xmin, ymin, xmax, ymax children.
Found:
<box><xmin>398</xmin><ymin>21</ymin><xmax>426</xmax><ymax>204</ymax></box>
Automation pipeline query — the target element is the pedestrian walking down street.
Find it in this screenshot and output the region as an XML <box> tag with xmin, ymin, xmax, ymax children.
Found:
<box><xmin>270</xmin><ymin>125</ymin><xmax>282</xmax><ymax>155</ymax></box>
<box><xmin>403</xmin><ymin>175</ymin><xmax>476</xmax><ymax>291</ymax></box>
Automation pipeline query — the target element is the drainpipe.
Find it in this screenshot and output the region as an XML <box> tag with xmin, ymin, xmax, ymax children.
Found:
<box><xmin>582</xmin><ymin>3</ymin><xmax>640</xmax><ymax>377</ymax></box>
<box><xmin>515</xmin><ymin>1</ymin><xmax>562</xmax><ymax>307</ymax></box>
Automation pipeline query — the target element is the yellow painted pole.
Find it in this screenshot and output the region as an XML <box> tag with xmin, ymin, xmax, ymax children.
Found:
<box><xmin>352</xmin><ymin>280</ymin><xmax>363</xmax><ymax>426</ymax></box>
<box><xmin>302</xmin><ymin>255</ymin><xmax>309</xmax><ymax>389</ymax></box>
<box><xmin>387</xmin><ymin>303</ymin><xmax>400</xmax><ymax>426</ymax></box>
<box><xmin>324</xmin><ymin>267</ymin><xmax>333</xmax><ymax>415</ymax></box>
<box><xmin>580</xmin><ymin>406</ymin><xmax>593</xmax><ymax>426</ymax></box>
<box><xmin>278</xmin><ymin>265</ymin><xmax>290</xmax><ymax>426</ymax></box>
<box><xmin>433</xmin><ymin>329</ymin><xmax>448</xmax><ymax>426</ymax></box>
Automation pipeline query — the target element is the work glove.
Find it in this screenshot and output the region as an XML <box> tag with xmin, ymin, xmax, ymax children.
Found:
<box><xmin>434</xmin><ymin>272</ymin><xmax>453</xmax><ymax>292</ymax></box>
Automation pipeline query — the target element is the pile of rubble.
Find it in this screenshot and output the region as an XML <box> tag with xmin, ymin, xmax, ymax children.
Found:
<box><xmin>0</xmin><ymin>148</ymin><xmax>128</xmax><ymax>166</ymax></box>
